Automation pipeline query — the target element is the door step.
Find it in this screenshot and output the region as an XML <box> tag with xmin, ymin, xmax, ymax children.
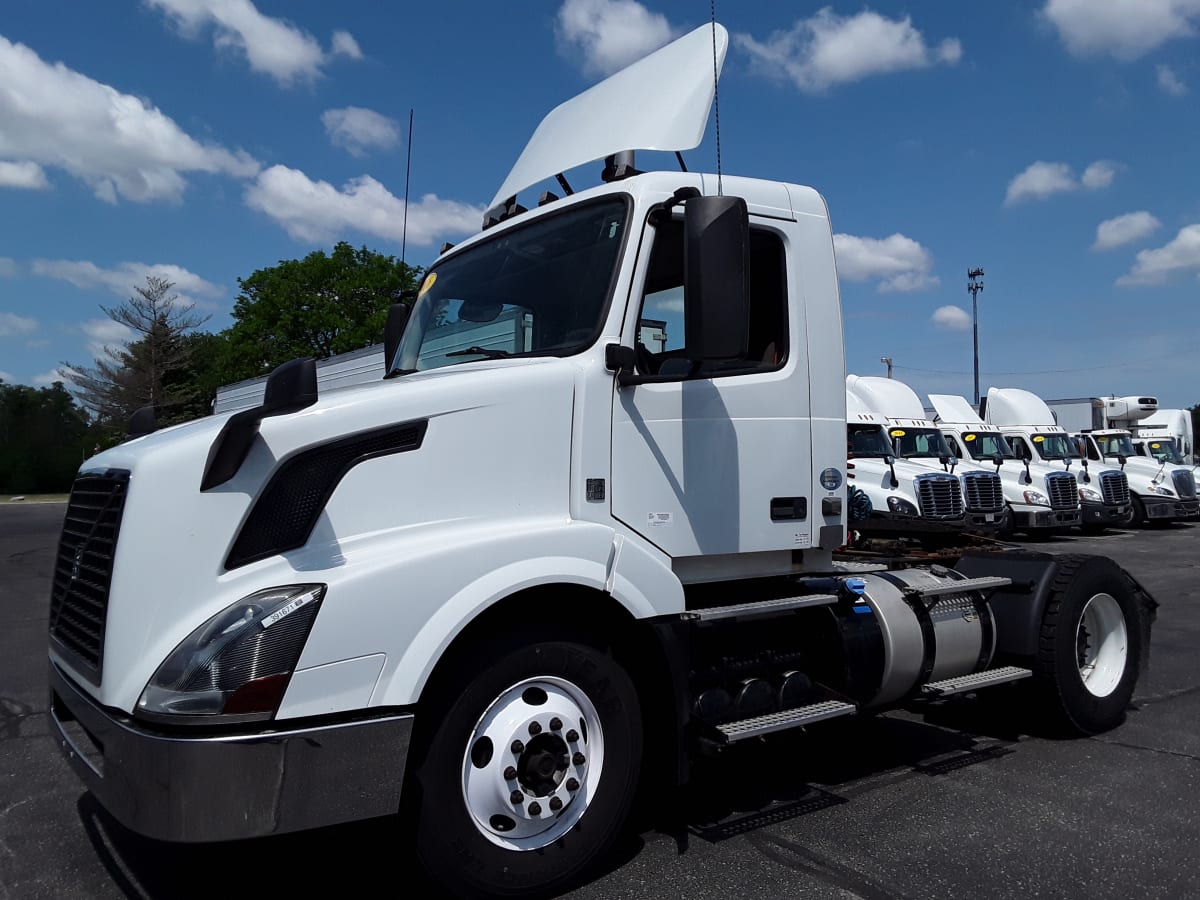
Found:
<box><xmin>683</xmin><ymin>594</ymin><xmax>838</xmax><ymax>622</ymax></box>
<box><xmin>906</xmin><ymin>576</ymin><xmax>1012</xmax><ymax>599</ymax></box>
<box><xmin>716</xmin><ymin>700</ymin><xmax>858</xmax><ymax>742</ymax></box>
<box><xmin>921</xmin><ymin>665</ymin><xmax>1032</xmax><ymax>697</ymax></box>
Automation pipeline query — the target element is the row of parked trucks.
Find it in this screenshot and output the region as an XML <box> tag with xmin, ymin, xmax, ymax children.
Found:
<box><xmin>48</xmin><ymin>25</ymin><xmax>1168</xmax><ymax>897</ymax></box>
<box><xmin>846</xmin><ymin>377</ymin><xmax>1198</xmax><ymax>536</ymax></box>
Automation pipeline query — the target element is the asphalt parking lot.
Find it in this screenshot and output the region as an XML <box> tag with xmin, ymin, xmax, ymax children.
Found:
<box><xmin>3</xmin><ymin>502</ymin><xmax>1199</xmax><ymax>899</ymax></box>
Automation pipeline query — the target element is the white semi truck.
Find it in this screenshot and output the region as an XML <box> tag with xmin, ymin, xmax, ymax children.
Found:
<box><xmin>47</xmin><ymin>26</ymin><xmax>1157</xmax><ymax>898</ymax></box>
<box><xmin>1136</xmin><ymin>408</ymin><xmax>1194</xmax><ymax>461</ymax></box>
<box><xmin>982</xmin><ymin>388</ymin><xmax>1131</xmax><ymax>532</ymax></box>
<box><xmin>847</xmin><ymin>376</ymin><xmax>1007</xmax><ymax>531</ymax></box>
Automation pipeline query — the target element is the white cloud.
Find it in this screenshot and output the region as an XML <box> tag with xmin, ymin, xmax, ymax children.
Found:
<box><xmin>80</xmin><ymin>319</ymin><xmax>135</xmax><ymax>360</ymax></box>
<box><xmin>146</xmin><ymin>0</ymin><xmax>362</xmax><ymax>85</ymax></box>
<box><xmin>834</xmin><ymin>233</ymin><xmax>939</xmax><ymax>292</ymax></box>
<box><xmin>1004</xmin><ymin>159</ymin><xmax>1118</xmax><ymax>205</ymax></box>
<box><xmin>736</xmin><ymin>8</ymin><xmax>962</xmax><ymax>93</ymax></box>
<box><xmin>0</xmin><ymin>160</ymin><xmax>49</xmax><ymax>190</ymax></box>
<box><xmin>30</xmin><ymin>259</ymin><xmax>224</xmax><ymax>309</ymax></box>
<box><xmin>1093</xmin><ymin>211</ymin><xmax>1162</xmax><ymax>251</ymax></box>
<box><xmin>555</xmin><ymin>0</ymin><xmax>677</xmax><ymax>77</ymax></box>
<box><xmin>0</xmin><ymin>257</ymin><xmax>16</xmax><ymax>277</ymax></box>
<box><xmin>32</xmin><ymin>367</ymin><xmax>74</xmax><ymax>387</ymax></box>
<box><xmin>245</xmin><ymin>164</ymin><xmax>483</xmax><ymax>247</ymax></box>
<box><xmin>0</xmin><ymin>36</ymin><xmax>258</xmax><ymax>203</ymax></box>
<box><xmin>322</xmin><ymin>107</ymin><xmax>401</xmax><ymax>158</ymax></box>
<box><xmin>1157</xmin><ymin>64</ymin><xmax>1188</xmax><ymax>95</ymax></box>
<box><xmin>1040</xmin><ymin>0</ymin><xmax>1200</xmax><ymax>60</ymax></box>
<box><xmin>0</xmin><ymin>370</ymin><xmax>13</xmax><ymax>383</ymax></box>
<box><xmin>931</xmin><ymin>305</ymin><xmax>972</xmax><ymax>331</ymax></box>
<box><xmin>1118</xmin><ymin>224</ymin><xmax>1200</xmax><ymax>285</ymax></box>
<box><xmin>0</xmin><ymin>312</ymin><xmax>38</xmax><ymax>337</ymax></box>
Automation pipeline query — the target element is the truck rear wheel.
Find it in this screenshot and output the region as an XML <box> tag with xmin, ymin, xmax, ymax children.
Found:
<box><xmin>1033</xmin><ymin>555</ymin><xmax>1142</xmax><ymax>735</ymax></box>
<box><xmin>411</xmin><ymin>639</ymin><xmax>642</xmax><ymax>897</ymax></box>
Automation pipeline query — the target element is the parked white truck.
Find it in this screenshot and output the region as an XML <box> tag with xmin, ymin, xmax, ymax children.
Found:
<box><xmin>47</xmin><ymin>26</ymin><xmax>1157</xmax><ymax>898</ymax></box>
<box><xmin>1133</xmin><ymin>408</ymin><xmax>1194</xmax><ymax>463</ymax></box>
<box><xmin>1074</xmin><ymin>429</ymin><xmax>1199</xmax><ymax>524</ymax></box>
<box><xmin>928</xmin><ymin>393</ymin><xmax>1083</xmax><ymax>536</ymax></box>
<box><xmin>982</xmin><ymin>388</ymin><xmax>1131</xmax><ymax>532</ymax></box>
<box><xmin>847</xmin><ymin>376</ymin><xmax>1007</xmax><ymax>531</ymax></box>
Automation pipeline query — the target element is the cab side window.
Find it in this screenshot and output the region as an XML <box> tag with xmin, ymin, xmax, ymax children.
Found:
<box><xmin>636</xmin><ymin>219</ymin><xmax>787</xmax><ymax>377</ymax></box>
<box><xmin>1009</xmin><ymin>436</ymin><xmax>1030</xmax><ymax>459</ymax></box>
<box><xmin>945</xmin><ymin>435</ymin><xmax>963</xmax><ymax>457</ymax></box>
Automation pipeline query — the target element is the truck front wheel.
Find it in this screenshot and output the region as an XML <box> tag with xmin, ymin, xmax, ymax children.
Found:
<box><xmin>411</xmin><ymin>640</ymin><xmax>642</xmax><ymax>897</ymax></box>
<box><xmin>1034</xmin><ymin>555</ymin><xmax>1142</xmax><ymax>735</ymax></box>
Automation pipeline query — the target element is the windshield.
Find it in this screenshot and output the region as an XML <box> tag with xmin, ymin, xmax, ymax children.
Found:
<box><xmin>1096</xmin><ymin>433</ymin><xmax>1136</xmax><ymax>458</ymax></box>
<box><xmin>1032</xmin><ymin>433</ymin><xmax>1080</xmax><ymax>461</ymax></box>
<box><xmin>390</xmin><ymin>197</ymin><xmax>628</xmax><ymax>373</ymax></box>
<box><xmin>847</xmin><ymin>424</ymin><xmax>894</xmax><ymax>458</ymax></box>
<box><xmin>1140</xmin><ymin>438</ymin><xmax>1186</xmax><ymax>464</ymax></box>
<box><xmin>890</xmin><ymin>427</ymin><xmax>953</xmax><ymax>460</ymax></box>
<box><xmin>959</xmin><ymin>432</ymin><xmax>1015</xmax><ymax>460</ymax></box>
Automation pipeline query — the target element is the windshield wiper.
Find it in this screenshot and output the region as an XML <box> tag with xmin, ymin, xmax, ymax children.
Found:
<box><xmin>445</xmin><ymin>346</ymin><xmax>512</xmax><ymax>359</ymax></box>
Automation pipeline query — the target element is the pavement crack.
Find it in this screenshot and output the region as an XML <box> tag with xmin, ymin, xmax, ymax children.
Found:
<box><xmin>747</xmin><ymin>832</ymin><xmax>915</xmax><ymax>900</ymax></box>
<box><xmin>1133</xmin><ymin>684</ymin><xmax>1200</xmax><ymax>707</ymax></box>
<box><xmin>1089</xmin><ymin>736</ymin><xmax>1200</xmax><ymax>763</ymax></box>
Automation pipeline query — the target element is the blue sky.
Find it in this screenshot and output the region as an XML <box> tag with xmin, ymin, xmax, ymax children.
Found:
<box><xmin>1</xmin><ymin>1</ymin><xmax>1198</xmax><ymax>408</ymax></box>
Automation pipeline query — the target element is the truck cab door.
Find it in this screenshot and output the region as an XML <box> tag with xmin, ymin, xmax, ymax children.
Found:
<box><xmin>610</xmin><ymin>215</ymin><xmax>812</xmax><ymax>558</ymax></box>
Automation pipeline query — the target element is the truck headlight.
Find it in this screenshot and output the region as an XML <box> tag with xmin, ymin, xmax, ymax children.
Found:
<box><xmin>887</xmin><ymin>496</ymin><xmax>918</xmax><ymax>515</ymax></box>
<box><xmin>1145</xmin><ymin>484</ymin><xmax>1175</xmax><ymax>497</ymax></box>
<box><xmin>1079</xmin><ymin>487</ymin><xmax>1103</xmax><ymax>502</ymax></box>
<box><xmin>137</xmin><ymin>584</ymin><xmax>325</xmax><ymax>722</ymax></box>
<box><xmin>1023</xmin><ymin>490</ymin><xmax>1050</xmax><ymax>507</ymax></box>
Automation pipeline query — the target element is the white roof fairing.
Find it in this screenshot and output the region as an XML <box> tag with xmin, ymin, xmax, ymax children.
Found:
<box><xmin>490</xmin><ymin>24</ymin><xmax>728</xmax><ymax>208</ymax></box>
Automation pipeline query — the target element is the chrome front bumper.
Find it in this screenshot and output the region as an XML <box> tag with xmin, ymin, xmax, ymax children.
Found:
<box><xmin>49</xmin><ymin>662</ymin><xmax>412</xmax><ymax>842</ymax></box>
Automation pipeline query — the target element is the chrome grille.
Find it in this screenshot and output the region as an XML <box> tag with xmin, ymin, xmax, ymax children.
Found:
<box><xmin>48</xmin><ymin>470</ymin><xmax>129</xmax><ymax>683</ymax></box>
<box><xmin>1098</xmin><ymin>470</ymin><xmax>1130</xmax><ymax>506</ymax></box>
<box><xmin>961</xmin><ymin>471</ymin><xmax>1004</xmax><ymax>512</ymax></box>
<box><xmin>1172</xmin><ymin>470</ymin><xmax>1197</xmax><ymax>500</ymax></box>
<box><xmin>915</xmin><ymin>474</ymin><xmax>965</xmax><ymax>519</ymax></box>
<box><xmin>1044</xmin><ymin>472</ymin><xmax>1079</xmax><ymax>510</ymax></box>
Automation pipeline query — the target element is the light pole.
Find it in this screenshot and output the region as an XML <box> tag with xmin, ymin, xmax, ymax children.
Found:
<box><xmin>967</xmin><ymin>268</ymin><xmax>985</xmax><ymax>406</ymax></box>
<box><xmin>880</xmin><ymin>356</ymin><xmax>893</xmax><ymax>379</ymax></box>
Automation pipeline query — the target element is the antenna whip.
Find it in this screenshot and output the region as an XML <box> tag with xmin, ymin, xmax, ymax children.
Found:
<box><xmin>401</xmin><ymin>108</ymin><xmax>413</xmax><ymax>267</ymax></box>
<box><xmin>710</xmin><ymin>0</ymin><xmax>722</xmax><ymax>196</ymax></box>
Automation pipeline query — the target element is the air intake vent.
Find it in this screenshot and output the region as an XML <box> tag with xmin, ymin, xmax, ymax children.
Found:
<box><xmin>1172</xmin><ymin>470</ymin><xmax>1196</xmax><ymax>500</ymax></box>
<box><xmin>1044</xmin><ymin>472</ymin><xmax>1079</xmax><ymax>510</ymax></box>
<box><xmin>915</xmin><ymin>474</ymin><xmax>964</xmax><ymax>519</ymax></box>
<box><xmin>961</xmin><ymin>471</ymin><xmax>1004</xmax><ymax>512</ymax></box>
<box><xmin>49</xmin><ymin>470</ymin><xmax>130</xmax><ymax>683</ymax></box>
<box><xmin>1098</xmin><ymin>470</ymin><xmax>1130</xmax><ymax>506</ymax></box>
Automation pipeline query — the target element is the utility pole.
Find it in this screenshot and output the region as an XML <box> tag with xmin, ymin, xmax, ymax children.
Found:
<box><xmin>880</xmin><ymin>356</ymin><xmax>893</xmax><ymax>379</ymax></box>
<box><xmin>967</xmin><ymin>268</ymin><xmax>985</xmax><ymax>406</ymax></box>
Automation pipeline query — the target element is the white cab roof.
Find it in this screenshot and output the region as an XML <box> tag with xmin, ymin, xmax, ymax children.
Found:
<box><xmin>846</xmin><ymin>388</ymin><xmax>886</xmax><ymax>425</ymax></box>
<box><xmin>847</xmin><ymin>375</ymin><xmax>931</xmax><ymax>423</ymax></box>
<box><xmin>928</xmin><ymin>394</ymin><xmax>987</xmax><ymax>426</ymax></box>
<box><xmin>985</xmin><ymin>387</ymin><xmax>1057</xmax><ymax>427</ymax></box>
<box><xmin>491</xmin><ymin>24</ymin><xmax>727</xmax><ymax>207</ymax></box>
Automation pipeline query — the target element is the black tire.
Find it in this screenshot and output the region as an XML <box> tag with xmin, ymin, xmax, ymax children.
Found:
<box><xmin>410</xmin><ymin>639</ymin><xmax>642</xmax><ymax>898</ymax></box>
<box><xmin>997</xmin><ymin>503</ymin><xmax>1016</xmax><ymax>540</ymax></box>
<box><xmin>1124</xmin><ymin>495</ymin><xmax>1145</xmax><ymax>527</ymax></box>
<box><xmin>1032</xmin><ymin>555</ymin><xmax>1142</xmax><ymax>735</ymax></box>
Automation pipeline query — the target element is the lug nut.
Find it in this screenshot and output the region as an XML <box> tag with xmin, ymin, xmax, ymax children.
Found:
<box><xmin>528</xmin><ymin>801</ymin><xmax>542</xmax><ymax>815</ymax></box>
<box><xmin>511</xmin><ymin>740</ymin><xmax>525</xmax><ymax>755</ymax></box>
<box><xmin>549</xmin><ymin>796</ymin><xmax>563</xmax><ymax>811</ymax></box>
<box><xmin>573</xmin><ymin>752</ymin><xmax>586</xmax><ymax>766</ymax></box>
<box><xmin>503</xmin><ymin>766</ymin><xmax>517</xmax><ymax>780</ymax></box>
<box><xmin>549</xmin><ymin>717</ymin><xmax>563</xmax><ymax>731</ymax></box>
<box><xmin>565</xmin><ymin>729</ymin><xmax>579</xmax><ymax>742</ymax></box>
<box><xmin>566</xmin><ymin>777</ymin><xmax>580</xmax><ymax>792</ymax></box>
<box><xmin>528</xmin><ymin>721</ymin><xmax>542</xmax><ymax>736</ymax></box>
<box><xmin>510</xmin><ymin>790</ymin><xmax>524</xmax><ymax>804</ymax></box>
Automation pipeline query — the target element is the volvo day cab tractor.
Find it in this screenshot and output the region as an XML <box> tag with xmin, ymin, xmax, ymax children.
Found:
<box><xmin>847</xmin><ymin>376</ymin><xmax>1006</xmax><ymax>531</ymax></box>
<box><xmin>983</xmin><ymin>387</ymin><xmax>1130</xmax><ymax>532</ymax></box>
<box><xmin>928</xmin><ymin>393</ymin><xmax>1082</xmax><ymax>536</ymax></box>
<box><xmin>845</xmin><ymin>389</ymin><xmax>966</xmax><ymax>532</ymax></box>
<box><xmin>46</xmin><ymin>25</ymin><xmax>1157</xmax><ymax>899</ymax></box>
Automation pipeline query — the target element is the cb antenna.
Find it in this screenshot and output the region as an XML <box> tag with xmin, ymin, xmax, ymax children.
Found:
<box><xmin>710</xmin><ymin>0</ymin><xmax>722</xmax><ymax>196</ymax></box>
<box><xmin>401</xmin><ymin>108</ymin><xmax>414</xmax><ymax>267</ymax></box>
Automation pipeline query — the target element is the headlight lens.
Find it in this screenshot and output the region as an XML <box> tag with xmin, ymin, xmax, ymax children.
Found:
<box><xmin>1079</xmin><ymin>487</ymin><xmax>1103</xmax><ymax>502</ymax></box>
<box><xmin>1023</xmin><ymin>490</ymin><xmax>1050</xmax><ymax>506</ymax></box>
<box><xmin>1145</xmin><ymin>484</ymin><xmax>1175</xmax><ymax>496</ymax></box>
<box><xmin>887</xmin><ymin>496</ymin><xmax>918</xmax><ymax>515</ymax></box>
<box><xmin>137</xmin><ymin>584</ymin><xmax>325</xmax><ymax>722</ymax></box>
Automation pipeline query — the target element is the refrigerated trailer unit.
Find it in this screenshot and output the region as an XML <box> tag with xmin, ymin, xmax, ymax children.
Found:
<box><xmin>47</xmin><ymin>25</ymin><xmax>1157</xmax><ymax>898</ymax></box>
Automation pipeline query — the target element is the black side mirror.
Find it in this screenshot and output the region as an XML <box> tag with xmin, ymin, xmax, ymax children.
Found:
<box><xmin>262</xmin><ymin>357</ymin><xmax>318</xmax><ymax>413</ymax></box>
<box><xmin>383</xmin><ymin>303</ymin><xmax>410</xmax><ymax>376</ymax></box>
<box><xmin>127</xmin><ymin>405</ymin><xmax>157</xmax><ymax>440</ymax></box>
<box><xmin>684</xmin><ymin>194</ymin><xmax>749</xmax><ymax>362</ymax></box>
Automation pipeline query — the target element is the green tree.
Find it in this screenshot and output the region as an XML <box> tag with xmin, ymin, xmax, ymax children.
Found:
<box><xmin>0</xmin><ymin>380</ymin><xmax>96</xmax><ymax>493</ymax></box>
<box><xmin>222</xmin><ymin>242</ymin><xmax>419</xmax><ymax>382</ymax></box>
<box><xmin>63</xmin><ymin>276</ymin><xmax>211</xmax><ymax>428</ymax></box>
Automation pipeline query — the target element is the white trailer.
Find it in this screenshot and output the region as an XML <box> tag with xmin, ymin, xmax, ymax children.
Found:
<box><xmin>1135</xmin><ymin>408</ymin><xmax>1194</xmax><ymax>461</ymax></box>
<box><xmin>47</xmin><ymin>26</ymin><xmax>1157</xmax><ymax>898</ymax></box>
